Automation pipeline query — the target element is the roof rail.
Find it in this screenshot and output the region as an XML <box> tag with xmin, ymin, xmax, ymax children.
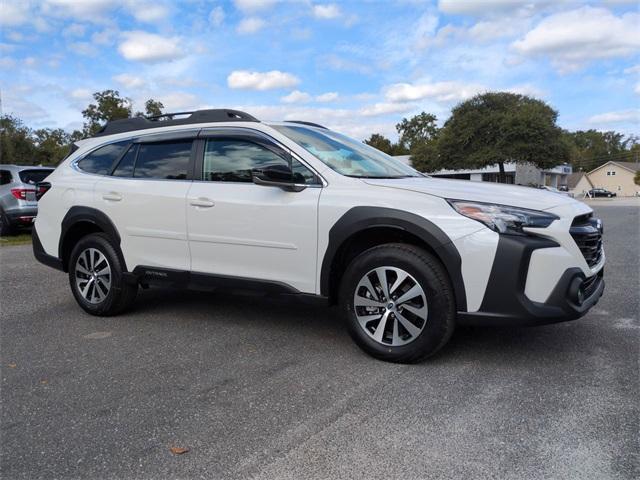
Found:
<box><xmin>94</xmin><ymin>109</ymin><xmax>260</xmax><ymax>137</ymax></box>
<box><xmin>284</xmin><ymin>120</ymin><xmax>328</xmax><ymax>130</ymax></box>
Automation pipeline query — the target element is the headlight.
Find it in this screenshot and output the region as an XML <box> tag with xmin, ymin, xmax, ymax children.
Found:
<box><xmin>447</xmin><ymin>199</ymin><xmax>558</xmax><ymax>235</ymax></box>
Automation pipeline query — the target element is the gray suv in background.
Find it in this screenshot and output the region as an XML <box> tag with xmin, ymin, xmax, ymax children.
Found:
<box><xmin>0</xmin><ymin>165</ymin><xmax>54</xmax><ymax>235</ymax></box>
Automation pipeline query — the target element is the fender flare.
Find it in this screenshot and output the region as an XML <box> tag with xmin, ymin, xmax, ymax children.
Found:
<box><xmin>319</xmin><ymin>206</ymin><xmax>467</xmax><ymax>312</ymax></box>
<box><xmin>59</xmin><ymin>206</ymin><xmax>124</xmax><ymax>269</ymax></box>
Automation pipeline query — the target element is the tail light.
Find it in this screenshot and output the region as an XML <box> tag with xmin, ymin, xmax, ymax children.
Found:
<box><xmin>10</xmin><ymin>188</ymin><xmax>34</xmax><ymax>200</ymax></box>
<box><xmin>36</xmin><ymin>182</ymin><xmax>51</xmax><ymax>200</ymax></box>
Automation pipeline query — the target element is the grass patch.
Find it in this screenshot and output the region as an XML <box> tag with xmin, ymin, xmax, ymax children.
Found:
<box><xmin>0</xmin><ymin>233</ymin><xmax>32</xmax><ymax>247</ymax></box>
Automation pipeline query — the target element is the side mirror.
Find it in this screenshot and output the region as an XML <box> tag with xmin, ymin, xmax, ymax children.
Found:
<box><xmin>252</xmin><ymin>164</ymin><xmax>306</xmax><ymax>192</ymax></box>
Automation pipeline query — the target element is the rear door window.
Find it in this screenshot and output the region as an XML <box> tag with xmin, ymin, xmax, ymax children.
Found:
<box><xmin>77</xmin><ymin>141</ymin><xmax>129</xmax><ymax>175</ymax></box>
<box><xmin>18</xmin><ymin>169</ymin><xmax>53</xmax><ymax>185</ymax></box>
<box><xmin>112</xmin><ymin>144</ymin><xmax>138</xmax><ymax>177</ymax></box>
<box><xmin>134</xmin><ymin>141</ymin><xmax>192</xmax><ymax>180</ymax></box>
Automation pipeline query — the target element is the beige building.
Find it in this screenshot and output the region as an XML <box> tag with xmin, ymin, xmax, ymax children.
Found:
<box><xmin>567</xmin><ymin>172</ymin><xmax>594</xmax><ymax>197</ymax></box>
<box><xmin>587</xmin><ymin>161</ymin><xmax>640</xmax><ymax>197</ymax></box>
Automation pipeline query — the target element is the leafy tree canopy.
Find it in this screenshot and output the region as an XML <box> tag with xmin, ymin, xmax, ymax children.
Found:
<box><xmin>437</xmin><ymin>92</ymin><xmax>570</xmax><ymax>180</ymax></box>
<box><xmin>396</xmin><ymin>112</ymin><xmax>438</xmax><ymax>151</ymax></box>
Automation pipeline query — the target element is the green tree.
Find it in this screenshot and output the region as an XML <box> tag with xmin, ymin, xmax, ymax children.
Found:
<box><xmin>135</xmin><ymin>99</ymin><xmax>165</xmax><ymax>118</ymax></box>
<box><xmin>82</xmin><ymin>90</ymin><xmax>133</xmax><ymax>137</ymax></box>
<box><xmin>565</xmin><ymin>129</ymin><xmax>634</xmax><ymax>171</ymax></box>
<box><xmin>32</xmin><ymin>128</ymin><xmax>71</xmax><ymax>165</ymax></box>
<box><xmin>0</xmin><ymin>115</ymin><xmax>36</xmax><ymax>165</ymax></box>
<box><xmin>437</xmin><ymin>92</ymin><xmax>569</xmax><ymax>183</ymax></box>
<box><xmin>396</xmin><ymin>112</ymin><xmax>438</xmax><ymax>151</ymax></box>
<box><xmin>364</xmin><ymin>133</ymin><xmax>394</xmax><ymax>155</ymax></box>
<box><xmin>635</xmin><ymin>170</ymin><xmax>640</xmax><ymax>187</ymax></box>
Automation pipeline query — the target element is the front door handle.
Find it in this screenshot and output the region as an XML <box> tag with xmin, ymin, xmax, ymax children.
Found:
<box><xmin>102</xmin><ymin>192</ymin><xmax>123</xmax><ymax>202</ymax></box>
<box><xmin>189</xmin><ymin>197</ymin><xmax>215</xmax><ymax>208</ymax></box>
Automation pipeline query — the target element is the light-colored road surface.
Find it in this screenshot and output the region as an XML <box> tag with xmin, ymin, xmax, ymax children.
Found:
<box><xmin>1</xmin><ymin>205</ymin><xmax>638</xmax><ymax>480</ymax></box>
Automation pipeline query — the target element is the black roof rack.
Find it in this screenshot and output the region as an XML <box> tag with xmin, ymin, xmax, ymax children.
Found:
<box><xmin>95</xmin><ymin>109</ymin><xmax>259</xmax><ymax>137</ymax></box>
<box><xmin>284</xmin><ymin>120</ymin><xmax>328</xmax><ymax>130</ymax></box>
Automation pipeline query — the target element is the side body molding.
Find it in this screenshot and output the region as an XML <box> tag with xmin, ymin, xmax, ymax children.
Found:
<box><xmin>320</xmin><ymin>207</ymin><xmax>468</xmax><ymax>312</ymax></box>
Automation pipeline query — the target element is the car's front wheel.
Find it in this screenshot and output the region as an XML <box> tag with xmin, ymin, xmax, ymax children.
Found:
<box><xmin>339</xmin><ymin>243</ymin><xmax>456</xmax><ymax>363</ymax></box>
<box><xmin>68</xmin><ymin>233</ymin><xmax>137</xmax><ymax>316</ymax></box>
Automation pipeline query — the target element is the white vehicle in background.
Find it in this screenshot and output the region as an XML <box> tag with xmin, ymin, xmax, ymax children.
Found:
<box><xmin>33</xmin><ymin>110</ymin><xmax>605</xmax><ymax>363</ymax></box>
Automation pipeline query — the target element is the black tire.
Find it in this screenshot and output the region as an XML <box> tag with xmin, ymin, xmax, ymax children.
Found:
<box><xmin>68</xmin><ymin>233</ymin><xmax>137</xmax><ymax>316</ymax></box>
<box><xmin>0</xmin><ymin>210</ymin><xmax>14</xmax><ymax>236</ymax></box>
<box><xmin>339</xmin><ymin>243</ymin><xmax>456</xmax><ymax>363</ymax></box>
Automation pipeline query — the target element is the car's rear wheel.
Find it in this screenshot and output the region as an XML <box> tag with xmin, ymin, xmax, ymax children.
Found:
<box><xmin>339</xmin><ymin>243</ymin><xmax>456</xmax><ymax>363</ymax></box>
<box><xmin>68</xmin><ymin>233</ymin><xmax>137</xmax><ymax>316</ymax></box>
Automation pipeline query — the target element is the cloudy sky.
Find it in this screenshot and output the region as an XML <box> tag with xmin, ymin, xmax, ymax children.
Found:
<box><xmin>1</xmin><ymin>0</ymin><xmax>638</xmax><ymax>140</ymax></box>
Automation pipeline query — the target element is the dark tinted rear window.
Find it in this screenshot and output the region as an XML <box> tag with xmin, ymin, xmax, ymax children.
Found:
<box><xmin>19</xmin><ymin>169</ymin><xmax>53</xmax><ymax>185</ymax></box>
<box><xmin>112</xmin><ymin>145</ymin><xmax>137</xmax><ymax>177</ymax></box>
<box><xmin>77</xmin><ymin>141</ymin><xmax>129</xmax><ymax>175</ymax></box>
<box><xmin>134</xmin><ymin>141</ymin><xmax>191</xmax><ymax>180</ymax></box>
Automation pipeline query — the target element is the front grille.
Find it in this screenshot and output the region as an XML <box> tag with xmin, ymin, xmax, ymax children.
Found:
<box><xmin>570</xmin><ymin>214</ymin><xmax>603</xmax><ymax>268</ymax></box>
<box><xmin>581</xmin><ymin>271</ymin><xmax>602</xmax><ymax>298</ymax></box>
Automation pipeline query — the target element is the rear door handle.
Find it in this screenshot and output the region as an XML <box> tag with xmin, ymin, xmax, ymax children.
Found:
<box><xmin>190</xmin><ymin>198</ymin><xmax>215</xmax><ymax>208</ymax></box>
<box><xmin>102</xmin><ymin>192</ymin><xmax>123</xmax><ymax>202</ymax></box>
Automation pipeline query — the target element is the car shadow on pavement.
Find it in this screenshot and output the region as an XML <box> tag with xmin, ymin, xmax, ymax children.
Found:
<box><xmin>128</xmin><ymin>286</ymin><xmax>598</xmax><ymax>366</ymax></box>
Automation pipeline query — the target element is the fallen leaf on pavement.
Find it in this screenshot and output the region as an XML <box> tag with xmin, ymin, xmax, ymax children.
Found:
<box><xmin>8</xmin><ymin>364</ymin><xmax>16</xmax><ymax>368</ymax></box>
<box><xmin>170</xmin><ymin>446</ymin><xmax>189</xmax><ymax>455</ymax></box>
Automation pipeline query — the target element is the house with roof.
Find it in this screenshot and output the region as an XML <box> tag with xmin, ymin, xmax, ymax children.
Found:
<box><xmin>587</xmin><ymin>161</ymin><xmax>640</xmax><ymax>197</ymax></box>
<box><xmin>566</xmin><ymin>171</ymin><xmax>594</xmax><ymax>197</ymax></box>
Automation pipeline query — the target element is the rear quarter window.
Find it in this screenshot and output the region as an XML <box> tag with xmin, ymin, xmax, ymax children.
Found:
<box><xmin>77</xmin><ymin>141</ymin><xmax>129</xmax><ymax>175</ymax></box>
<box><xmin>19</xmin><ymin>169</ymin><xmax>53</xmax><ymax>185</ymax></box>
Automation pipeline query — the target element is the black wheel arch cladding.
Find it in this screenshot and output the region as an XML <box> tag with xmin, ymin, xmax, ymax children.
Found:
<box><xmin>320</xmin><ymin>206</ymin><xmax>468</xmax><ymax>312</ymax></box>
<box><xmin>59</xmin><ymin>206</ymin><xmax>126</xmax><ymax>271</ymax></box>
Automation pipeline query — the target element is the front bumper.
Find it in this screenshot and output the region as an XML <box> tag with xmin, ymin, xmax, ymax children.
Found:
<box><xmin>457</xmin><ymin>234</ymin><xmax>604</xmax><ymax>326</ymax></box>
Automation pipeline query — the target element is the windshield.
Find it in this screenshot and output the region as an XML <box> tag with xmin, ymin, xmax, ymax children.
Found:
<box><xmin>271</xmin><ymin>124</ymin><xmax>421</xmax><ymax>178</ymax></box>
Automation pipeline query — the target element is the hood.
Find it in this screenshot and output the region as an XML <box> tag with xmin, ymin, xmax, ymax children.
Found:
<box><xmin>363</xmin><ymin>177</ymin><xmax>578</xmax><ymax>211</ymax></box>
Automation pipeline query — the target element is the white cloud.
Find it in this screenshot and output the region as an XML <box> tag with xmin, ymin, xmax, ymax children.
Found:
<box><xmin>69</xmin><ymin>41</ymin><xmax>98</xmax><ymax>57</ymax></box>
<box><xmin>316</xmin><ymin>92</ymin><xmax>339</xmax><ymax>102</ymax></box>
<box><xmin>0</xmin><ymin>57</ymin><xmax>17</xmax><ymax>68</ymax></box>
<box><xmin>359</xmin><ymin>102</ymin><xmax>415</xmax><ymax>117</ymax></box>
<box><xmin>588</xmin><ymin>109</ymin><xmax>640</xmax><ymax>125</ymax></box>
<box><xmin>92</xmin><ymin>28</ymin><xmax>117</xmax><ymax>45</ymax></box>
<box><xmin>62</xmin><ymin>23</ymin><xmax>86</xmax><ymax>37</ymax></box>
<box><xmin>118</xmin><ymin>31</ymin><xmax>185</xmax><ymax>63</ymax></box>
<box><xmin>113</xmin><ymin>73</ymin><xmax>146</xmax><ymax>89</ymax></box>
<box><xmin>635</xmin><ymin>83</ymin><xmax>640</xmax><ymax>95</ymax></box>
<box><xmin>236</xmin><ymin>17</ymin><xmax>265</xmax><ymax>34</ymax></box>
<box><xmin>313</xmin><ymin>4</ymin><xmax>340</xmax><ymax>20</ymax></box>
<box><xmin>385</xmin><ymin>80</ymin><xmax>484</xmax><ymax>103</ymax></box>
<box><xmin>0</xmin><ymin>2</ymin><xmax>31</xmax><ymax>26</ymax></box>
<box><xmin>42</xmin><ymin>0</ymin><xmax>113</xmax><ymax>20</ymax></box>
<box><xmin>209</xmin><ymin>6</ymin><xmax>225</xmax><ymax>26</ymax></box>
<box><xmin>623</xmin><ymin>64</ymin><xmax>640</xmax><ymax>75</ymax></box>
<box><xmin>233</xmin><ymin>0</ymin><xmax>277</xmax><ymax>12</ymax></box>
<box><xmin>227</xmin><ymin>70</ymin><xmax>300</xmax><ymax>90</ymax></box>
<box><xmin>506</xmin><ymin>83</ymin><xmax>546</xmax><ymax>98</ymax></box>
<box><xmin>438</xmin><ymin>0</ymin><xmax>541</xmax><ymax>16</ymax></box>
<box><xmin>70</xmin><ymin>88</ymin><xmax>93</xmax><ymax>101</ymax></box>
<box><xmin>281</xmin><ymin>90</ymin><xmax>312</xmax><ymax>103</ymax></box>
<box><xmin>158</xmin><ymin>92</ymin><xmax>200</xmax><ymax>111</ymax></box>
<box><xmin>512</xmin><ymin>7</ymin><xmax>640</xmax><ymax>71</ymax></box>
<box><xmin>125</xmin><ymin>1</ymin><xmax>170</xmax><ymax>23</ymax></box>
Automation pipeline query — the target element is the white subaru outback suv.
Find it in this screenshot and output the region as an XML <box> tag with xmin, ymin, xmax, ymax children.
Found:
<box><xmin>33</xmin><ymin>109</ymin><xmax>605</xmax><ymax>363</ymax></box>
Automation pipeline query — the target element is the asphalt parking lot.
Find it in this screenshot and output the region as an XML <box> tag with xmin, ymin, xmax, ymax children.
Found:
<box><xmin>1</xmin><ymin>202</ymin><xmax>638</xmax><ymax>480</ymax></box>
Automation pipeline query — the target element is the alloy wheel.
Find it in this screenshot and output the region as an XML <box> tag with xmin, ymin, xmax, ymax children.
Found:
<box><xmin>75</xmin><ymin>248</ymin><xmax>112</xmax><ymax>304</ymax></box>
<box><xmin>353</xmin><ymin>266</ymin><xmax>428</xmax><ymax>346</ymax></box>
